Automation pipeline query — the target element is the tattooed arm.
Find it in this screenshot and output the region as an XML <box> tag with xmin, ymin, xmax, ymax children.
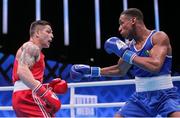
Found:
<box><xmin>16</xmin><ymin>42</ymin><xmax>41</xmax><ymax>90</ymax></box>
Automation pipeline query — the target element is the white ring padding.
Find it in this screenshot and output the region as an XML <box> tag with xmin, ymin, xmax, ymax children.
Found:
<box><xmin>0</xmin><ymin>102</ymin><xmax>126</xmax><ymax>111</ymax></box>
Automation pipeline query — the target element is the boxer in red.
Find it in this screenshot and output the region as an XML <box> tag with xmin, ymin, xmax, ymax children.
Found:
<box><xmin>12</xmin><ymin>20</ymin><xmax>68</xmax><ymax>117</ymax></box>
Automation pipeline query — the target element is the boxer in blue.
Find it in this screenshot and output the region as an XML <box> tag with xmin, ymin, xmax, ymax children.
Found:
<box><xmin>70</xmin><ymin>8</ymin><xmax>180</xmax><ymax>117</ymax></box>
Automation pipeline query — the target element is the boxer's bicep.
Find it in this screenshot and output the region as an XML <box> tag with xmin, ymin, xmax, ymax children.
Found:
<box><xmin>19</xmin><ymin>43</ymin><xmax>40</xmax><ymax>68</ymax></box>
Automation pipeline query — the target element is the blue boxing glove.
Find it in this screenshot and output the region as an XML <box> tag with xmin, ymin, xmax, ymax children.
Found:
<box><xmin>70</xmin><ymin>64</ymin><xmax>100</xmax><ymax>81</ymax></box>
<box><xmin>104</xmin><ymin>37</ymin><xmax>137</xmax><ymax>64</ymax></box>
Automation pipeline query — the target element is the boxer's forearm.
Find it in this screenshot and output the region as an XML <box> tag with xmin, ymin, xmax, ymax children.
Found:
<box><xmin>17</xmin><ymin>65</ymin><xmax>40</xmax><ymax>90</ymax></box>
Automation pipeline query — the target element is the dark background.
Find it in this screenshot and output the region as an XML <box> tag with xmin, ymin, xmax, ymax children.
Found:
<box><xmin>0</xmin><ymin>0</ymin><xmax>179</xmax><ymax>73</ymax></box>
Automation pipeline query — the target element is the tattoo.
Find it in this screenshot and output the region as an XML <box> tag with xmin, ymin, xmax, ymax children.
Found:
<box><xmin>19</xmin><ymin>42</ymin><xmax>40</xmax><ymax>68</ymax></box>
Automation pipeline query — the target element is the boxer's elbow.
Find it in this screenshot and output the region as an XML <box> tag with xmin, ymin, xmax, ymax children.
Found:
<box><xmin>149</xmin><ymin>62</ymin><xmax>162</xmax><ymax>73</ymax></box>
<box><xmin>17</xmin><ymin>65</ymin><xmax>29</xmax><ymax>79</ymax></box>
<box><xmin>150</xmin><ymin>66</ymin><xmax>161</xmax><ymax>73</ymax></box>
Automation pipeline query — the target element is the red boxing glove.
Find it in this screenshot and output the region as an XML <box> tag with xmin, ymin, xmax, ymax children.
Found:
<box><xmin>48</xmin><ymin>78</ymin><xmax>68</xmax><ymax>94</ymax></box>
<box><xmin>33</xmin><ymin>83</ymin><xmax>61</xmax><ymax>113</ymax></box>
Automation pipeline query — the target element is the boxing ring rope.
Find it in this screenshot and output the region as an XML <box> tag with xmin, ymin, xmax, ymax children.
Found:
<box><xmin>0</xmin><ymin>76</ymin><xmax>180</xmax><ymax>117</ymax></box>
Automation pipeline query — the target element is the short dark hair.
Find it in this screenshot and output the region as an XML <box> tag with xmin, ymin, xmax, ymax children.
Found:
<box><xmin>121</xmin><ymin>8</ymin><xmax>144</xmax><ymax>21</ymax></box>
<box><xmin>29</xmin><ymin>20</ymin><xmax>51</xmax><ymax>37</ymax></box>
